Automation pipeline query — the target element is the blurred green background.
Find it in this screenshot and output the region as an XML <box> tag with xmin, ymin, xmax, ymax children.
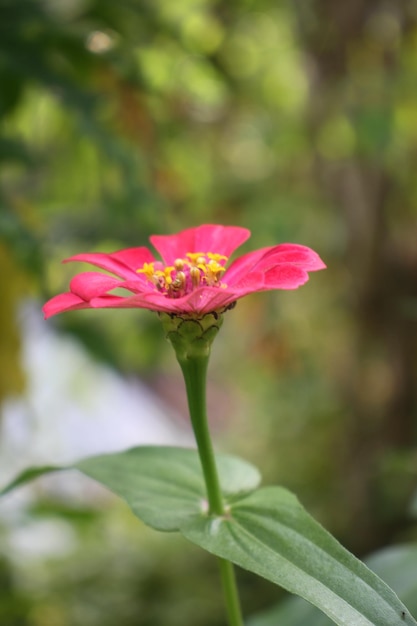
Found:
<box><xmin>1</xmin><ymin>0</ymin><xmax>417</xmax><ymax>624</ymax></box>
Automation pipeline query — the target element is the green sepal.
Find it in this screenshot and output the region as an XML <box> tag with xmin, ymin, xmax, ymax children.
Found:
<box><xmin>159</xmin><ymin>312</ymin><xmax>224</xmax><ymax>360</ymax></box>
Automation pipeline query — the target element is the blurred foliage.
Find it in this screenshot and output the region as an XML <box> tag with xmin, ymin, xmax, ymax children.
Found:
<box><xmin>1</xmin><ymin>0</ymin><xmax>417</xmax><ymax>623</ymax></box>
<box><xmin>0</xmin><ymin>245</ymin><xmax>28</xmax><ymax>400</ymax></box>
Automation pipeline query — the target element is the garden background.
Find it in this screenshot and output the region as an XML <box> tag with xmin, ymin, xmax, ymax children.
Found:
<box><xmin>1</xmin><ymin>0</ymin><xmax>417</xmax><ymax>624</ymax></box>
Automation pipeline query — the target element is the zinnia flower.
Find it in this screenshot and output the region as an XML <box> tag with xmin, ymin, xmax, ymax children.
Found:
<box><xmin>43</xmin><ymin>224</ymin><xmax>325</xmax><ymax>319</ymax></box>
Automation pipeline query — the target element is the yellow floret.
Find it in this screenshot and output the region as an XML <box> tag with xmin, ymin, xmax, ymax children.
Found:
<box><xmin>137</xmin><ymin>262</ymin><xmax>155</xmax><ymax>279</ymax></box>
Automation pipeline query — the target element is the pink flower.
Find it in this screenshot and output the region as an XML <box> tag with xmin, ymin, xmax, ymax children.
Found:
<box><xmin>43</xmin><ymin>224</ymin><xmax>326</xmax><ymax>319</ymax></box>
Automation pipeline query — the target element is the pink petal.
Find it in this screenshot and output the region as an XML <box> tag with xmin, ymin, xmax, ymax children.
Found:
<box><xmin>221</xmin><ymin>265</ymin><xmax>310</xmax><ymax>299</ymax></box>
<box><xmin>224</xmin><ymin>247</ymin><xmax>272</xmax><ymax>282</ymax></box>
<box><xmin>225</xmin><ymin>244</ymin><xmax>326</xmax><ymax>284</ymax></box>
<box><xmin>70</xmin><ymin>272</ymin><xmax>125</xmax><ymax>301</ymax></box>
<box><xmin>150</xmin><ymin>225</ymin><xmax>251</xmax><ymax>264</ymax></box>
<box><xmin>228</xmin><ymin>261</ymin><xmax>310</xmax><ymax>292</ymax></box>
<box><xmin>64</xmin><ymin>247</ymin><xmax>156</xmax><ymax>279</ymax></box>
<box><xmin>226</xmin><ymin>271</ymin><xmax>266</xmax><ymax>296</ymax></box>
<box><xmin>264</xmin><ymin>265</ymin><xmax>309</xmax><ymax>289</ymax></box>
<box><xmin>262</xmin><ymin>244</ymin><xmax>326</xmax><ymax>271</ymax></box>
<box><xmin>90</xmin><ymin>293</ymin><xmax>179</xmax><ymax>313</ymax></box>
<box><xmin>43</xmin><ymin>293</ymin><xmax>91</xmax><ymax>319</ymax></box>
<box><xmin>118</xmin><ymin>278</ymin><xmax>157</xmax><ymax>295</ymax></box>
<box><xmin>179</xmin><ymin>287</ymin><xmax>237</xmax><ymax>314</ymax></box>
<box><xmin>89</xmin><ymin>288</ymin><xmax>236</xmax><ymax>316</ymax></box>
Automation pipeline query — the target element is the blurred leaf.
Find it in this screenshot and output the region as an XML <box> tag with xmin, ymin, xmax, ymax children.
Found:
<box><xmin>366</xmin><ymin>545</ymin><xmax>417</xmax><ymax>616</ymax></box>
<box><xmin>0</xmin><ymin>465</ymin><xmax>64</xmax><ymax>496</ymax></box>
<box><xmin>0</xmin><ymin>210</ymin><xmax>44</xmax><ymax>279</ymax></box>
<box><xmin>248</xmin><ymin>593</ymin><xmax>330</xmax><ymax>626</ymax></box>
<box><xmin>0</xmin><ymin>136</ymin><xmax>33</xmax><ymax>164</ymax></box>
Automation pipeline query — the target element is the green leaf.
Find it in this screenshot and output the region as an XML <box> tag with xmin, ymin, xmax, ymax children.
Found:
<box><xmin>180</xmin><ymin>487</ymin><xmax>417</xmax><ymax>626</ymax></box>
<box><xmin>247</xmin><ymin>544</ymin><xmax>417</xmax><ymax>626</ymax></box>
<box><xmin>0</xmin><ymin>465</ymin><xmax>64</xmax><ymax>496</ymax></box>
<box><xmin>75</xmin><ymin>446</ymin><xmax>261</xmax><ymax>531</ymax></box>
<box><xmin>0</xmin><ymin>446</ymin><xmax>261</xmax><ymax>533</ymax></box>
<box><xmin>2</xmin><ymin>449</ymin><xmax>415</xmax><ymax>625</ymax></box>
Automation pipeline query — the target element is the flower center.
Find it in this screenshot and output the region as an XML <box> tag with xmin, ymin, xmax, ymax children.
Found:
<box><xmin>137</xmin><ymin>252</ymin><xmax>228</xmax><ymax>298</ymax></box>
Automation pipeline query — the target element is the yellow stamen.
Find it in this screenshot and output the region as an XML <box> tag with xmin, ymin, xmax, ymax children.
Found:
<box><xmin>190</xmin><ymin>266</ymin><xmax>201</xmax><ymax>288</ymax></box>
<box><xmin>170</xmin><ymin>271</ymin><xmax>186</xmax><ymax>292</ymax></box>
<box><xmin>160</xmin><ymin>266</ymin><xmax>174</xmax><ymax>285</ymax></box>
<box><xmin>137</xmin><ymin>262</ymin><xmax>155</xmax><ymax>279</ymax></box>
<box><xmin>186</xmin><ymin>252</ymin><xmax>206</xmax><ymax>265</ymax></box>
<box><xmin>205</xmin><ymin>259</ymin><xmax>225</xmax><ymax>286</ymax></box>
<box><xmin>207</xmin><ymin>253</ymin><xmax>227</xmax><ymax>262</ymax></box>
<box><xmin>137</xmin><ymin>251</ymin><xmax>228</xmax><ymax>296</ymax></box>
<box><xmin>207</xmin><ymin>260</ymin><xmax>225</xmax><ymax>275</ymax></box>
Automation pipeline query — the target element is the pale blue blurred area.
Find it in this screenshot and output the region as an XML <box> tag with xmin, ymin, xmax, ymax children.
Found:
<box><xmin>0</xmin><ymin>301</ymin><xmax>192</xmax><ymax>561</ymax></box>
<box><xmin>0</xmin><ymin>302</ymin><xmax>197</xmax><ymax>624</ymax></box>
<box><xmin>1</xmin><ymin>302</ymin><xmax>191</xmax><ymax>485</ymax></box>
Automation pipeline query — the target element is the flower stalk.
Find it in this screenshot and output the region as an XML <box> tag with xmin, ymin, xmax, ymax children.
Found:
<box><xmin>177</xmin><ymin>353</ymin><xmax>224</xmax><ymax>515</ymax></box>
<box><xmin>165</xmin><ymin>312</ymin><xmax>244</xmax><ymax>626</ymax></box>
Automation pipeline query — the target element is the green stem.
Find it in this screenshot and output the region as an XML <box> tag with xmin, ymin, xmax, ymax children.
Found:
<box><xmin>218</xmin><ymin>558</ymin><xmax>245</xmax><ymax>626</ymax></box>
<box><xmin>178</xmin><ymin>354</ymin><xmax>244</xmax><ymax>626</ymax></box>
<box><xmin>178</xmin><ymin>355</ymin><xmax>223</xmax><ymax>515</ymax></box>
